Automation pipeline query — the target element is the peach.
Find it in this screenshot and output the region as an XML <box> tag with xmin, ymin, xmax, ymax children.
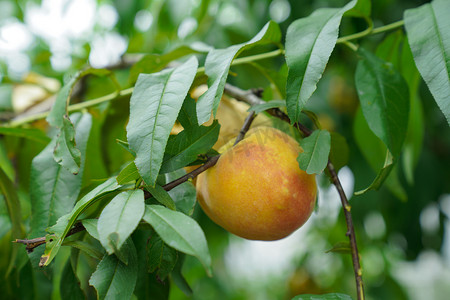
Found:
<box><xmin>196</xmin><ymin>126</ymin><xmax>317</xmax><ymax>241</ymax></box>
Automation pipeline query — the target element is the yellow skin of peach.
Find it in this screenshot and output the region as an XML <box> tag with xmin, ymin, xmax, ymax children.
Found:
<box><xmin>196</xmin><ymin>126</ymin><xmax>317</xmax><ymax>241</ymax></box>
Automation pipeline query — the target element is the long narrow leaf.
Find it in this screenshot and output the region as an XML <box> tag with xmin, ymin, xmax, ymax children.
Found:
<box><xmin>127</xmin><ymin>57</ymin><xmax>198</xmax><ymax>187</ymax></box>
<box><xmin>285</xmin><ymin>0</ymin><xmax>356</xmax><ymax>123</ymax></box>
<box><xmin>355</xmin><ymin>48</ymin><xmax>409</xmax><ymax>157</ymax></box>
<box><xmin>196</xmin><ymin>21</ymin><xmax>281</xmax><ymax>124</ymax></box>
<box><xmin>30</xmin><ymin>113</ymin><xmax>92</xmax><ymax>239</ymax></box>
<box><xmin>89</xmin><ymin>239</ymin><xmax>138</xmax><ymax>300</ymax></box>
<box><xmin>143</xmin><ymin>205</ymin><xmax>212</xmax><ymax>276</ymax></box>
<box><xmin>404</xmin><ymin>0</ymin><xmax>450</xmax><ymax>125</ymax></box>
<box><xmin>97</xmin><ymin>190</ymin><xmax>145</xmax><ymax>255</ymax></box>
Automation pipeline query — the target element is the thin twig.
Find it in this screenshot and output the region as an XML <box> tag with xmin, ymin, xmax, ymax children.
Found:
<box><xmin>14</xmin><ymin>221</ymin><xmax>86</xmax><ymax>253</ymax></box>
<box><xmin>224</xmin><ymin>83</ymin><xmax>364</xmax><ymax>300</ymax></box>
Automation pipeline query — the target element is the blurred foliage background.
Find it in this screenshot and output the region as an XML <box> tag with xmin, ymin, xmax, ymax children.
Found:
<box><xmin>1</xmin><ymin>0</ymin><xmax>449</xmax><ymax>299</ymax></box>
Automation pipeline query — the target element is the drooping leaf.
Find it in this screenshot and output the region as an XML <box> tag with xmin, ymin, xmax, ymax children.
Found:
<box><xmin>127</xmin><ymin>56</ymin><xmax>198</xmax><ymax>187</ymax></box>
<box><xmin>285</xmin><ymin>0</ymin><xmax>356</xmax><ymax>124</ymax></box>
<box><xmin>46</xmin><ymin>69</ymin><xmax>117</xmax><ymax>128</ymax></box>
<box><xmin>46</xmin><ymin>70</ymin><xmax>118</xmax><ymax>173</ymax></box>
<box><xmin>0</xmin><ymin>127</ymin><xmax>50</xmax><ymax>144</ymax></box>
<box><xmin>404</xmin><ymin>0</ymin><xmax>450</xmax><ymax>125</ymax></box>
<box><xmin>116</xmin><ymin>161</ymin><xmax>140</xmax><ymax>185</ymax></box>
<box><xmin>292</xmin><ymin>293</ymin><xmax>352</xmax><ymax>300</ymax></box>
<box><xmin>161</xmin><ymin>120</ymin><xmax>220</xmax><ymax>173</ymax></box>
<box><xmin>355</xmin><ymin>48</ymin><xmax>410</xmax><ymax>157</ymax></box>
<box><xmin>89</xmin><ymin>239</ymin><xmax>138</xmax><ymax>300</ymax></box>
<box><xmin>298</xmin><ymin>130</ymin><xmax>331</xmax><ymax>174</ymax></box>
<box><xmin>196</xmin><ymin>21</ymin><xmax>281</xmax><ymax>124</ymax></box>
<box><xmin>46</xmin><ymin>75</ymin><xmax>78</xmax><ymax>128</ymax></box>
<box><xmin>145</xmin><ymin>184</ymin><xmax>176</xmax><ymax>211</ymax></box>
<box><xmin>353</xmin><ymin>109</ymin><xmax>406</xmax><ymax>199</ymax></box>
<box><xmin>60</xmin><ymin>260</ymin><xmax>86</xmax><ymax>300</ymax></box>
<box><xmin>30</xmin><ymin>112</ymin><xmax>92</xmax><ymax>240</ymax></box>
<box><xmin>376</xmin><ymin>32</ymin><xmax>424</xmax><ymax>185</ymax></box>
<box><xmin>40</xmin><ymin>178</ymin><xmax>121</xmax><ymax>267</ymax></box>
<box><xmin>325</xmin><ymin>241</ymin><xmax>351</xmax><ymax>254</ymax></box>
<box><xmin>143</xmin><ymin>205</ymin><xmax>212</xmax><ymax>276</ymax></box>
<box><xmin>98</xmin><ymin>189</ymin><xmax>145</xmax><ymax>255</ymax></box>
<box><xmin>147</xmin><ymin>234</ymin><xmax>178</xmax><ymax>280</ymax></box>
<box><xmin>53</xmin><ymin>115</ymin><xmax>82</xmax><ymax>174</ymax></box>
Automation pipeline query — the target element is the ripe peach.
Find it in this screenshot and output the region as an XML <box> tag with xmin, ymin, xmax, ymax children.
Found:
<box><xmin>196</xmin><ymin>126</ymin><xmax>317</xmax><ymax>241</ymax></box>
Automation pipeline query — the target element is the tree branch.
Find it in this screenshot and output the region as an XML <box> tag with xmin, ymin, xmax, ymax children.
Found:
<box><xmin>224</xmin><ymin>83</ymin><xmax>365</xmax><ymax>300</ymax></box>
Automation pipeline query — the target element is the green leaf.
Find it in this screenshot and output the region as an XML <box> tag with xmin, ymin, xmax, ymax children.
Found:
<box><xmin>46</xmin><ymin>69</ymin><xmax>117</xmax><ymax>128</ymax></box>
<box><xmin>165</xmin><ymin>169</ymin><xmax>196</xmax><ymax>216</ymax></box>
<box><xmin>0</xmin><ymin>166</ymin><xmax>24</xmax><ymax>276</ymax></box>
<box><xmin>98</xmin><ymin>190</ymin><xmax>144</xmax><ymax>255</ymax></box>
<box><xmin>60</xmin><ymin>260</ymin><xmax>86</xmax><ymax>300</ymax></box>
<box><xmin>285</xmin><ymin>0</ymin><xmax>356</xmax><ymax>124</ymax></box>
<box><xmin>30</xmin><ymin>112</ymin><xmax>92</xmax><ymax>239</ymax></box>
<box><xmin>0</xmin><ymin>127</ymin><xmax>50</xmax><ymax>144</ymax></box>
<box><xmin>147</xmin><ymin>234</ymin><xmax>178</xmax><ymax>280</ymax></box>
<box><xmin>376</xmin><ymin>32</ymin><xmax>424</xmax><ymax>185</ymax></box>
<box><xmin>325</xmin><ymin>241</ymin><xmax>351</xmax><ymax>254</ymax></box>
<box><xmin>145</xmin><ymin>184</ymin><xmax>176</xmax><ymax>211</ymax></box>
<box><xmin>353</xmin><ymin>109</ymin><xmax>406</xmax><ymax>199</ymax></box>
<box><xmin>129</xmin><ymin>45</ymin><xmax>205</xmax><ymax>84</ymax></box>
<box><xmin>41</xmin><ymin>178</ymin><xmax>120</xmax><ymax>267</ymax></box>
<box><xmin>292</xmin><ymin>293</ymin><xmax>353</xmax><ymax>300</ymax></box>
<box><xmin>329</xmin><ymin>132</ymin><xmax>349</xmax><ymax>172</ymax></box>
<box><xmin>127</xmin><ymin>56</ymin><xmax>198</xmax><ymax>187</ymax></box>
<box><xmin>143</xmin><ymin>205</ymin><xmax>212</xmax><ymax>276</ymax></box>
<box><xmin>196</xmin><ymin>21</ymin><xmax>281</xmax><ymax>124</ymax></box>
<box><xmin>46</xmin><ymin>75</ymin><xmax>78</xmax><ymax>128</ymax></box>
<box><xmin>355</xmin><ymin>48</ymin><xmax>410</xmax><ymax>157</ymax></box>
<box><xmin>53</xmin><ymin>115</ymin><xmax>82</xmax><ymax>174</ymax></box>
<box><xmin>116</xmin><ymin>161</ymin><xmax>140</xmax><ymax>185</ymax></box>
<box><xmin>161</xmin><ymin>120</ymin><xmax>220</xmax><ymax>173</ymax></box>
<box><xmin>298</xmin><ymin>130</ymin><xmax>331</xmax><ymax>174</ymax></box>
<box><xmin>89</xmin><ymin>239</ymin><xmax>138</xmax><ymax>300</ymax></box>
<box><xmin>248</xmin><ymin>100</ymin><xmax>286</xmax><ymax>114</ymax></box>
<box><xmin>405</xmin><ymin>0</ymin><xmax>450</xmax><ymax>125</ymax></box>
